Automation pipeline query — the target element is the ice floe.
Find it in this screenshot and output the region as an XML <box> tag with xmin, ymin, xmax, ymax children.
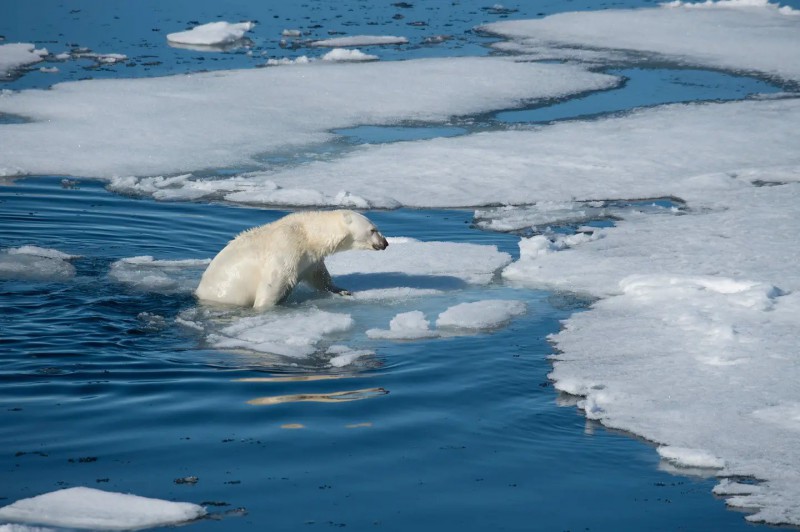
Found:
<box><xmin>435</xmin><ymin>299</ymin><xmax>526</xmax><ymax>330</ymax></box>
<box><xmin>481</xmin><ymin>0</ymin><xmax>800</xmax><ymax>83</ymax></box>
<box><xmin>208</xmin><ymin>308</ymin><xmax>354</xmax><ymax>358</ymax></box>
<box><xmin>366</xmin><ymin>300</ymin><xmax>527</xmax><ymax>340</ymax></box>
<box><xmin>0</xmin><ymin>487</ymin><xmax>205</xmax><ymax>530</ymax></box>
<box><xmin>166</xmin><ymin>21</ymin><xmax>255</xmax><ymax>48</ymax></box>
<box><xmin>326</xmin><ymin>237</ymin><xmax>511</xmax><ymax>287</ymax></box>
<box><xmin>0</xmin><ymin>58</ymin><xmax>617</xmax><ymax>178</ymax></box>
<box><xmin>0</xmin><ymin>43</ymin><xmax>47</xmax><ymax>77</ymax></box>
<box><xmin>253</xmin><ymin>99</ymin><xmax>800</xmax><ymax>208</ymax></box>
<box><xmin>310</xmin><ymin>35</ymin><xmax>409</xmax><ymax>47</ymax></box>
<box><xmin>0</xmin><ymin>246</ymin><xmax>78</xmax><ymax>282</ymax></box>
<box><xmin>108</xmin><ymin>256</ymin><xmax>210</xmax><ymax>293</ymax></box>
<box><xmin>321</xmin><ymin>49</ymin><xmax>379</xmax><ymax>62</ymax></box>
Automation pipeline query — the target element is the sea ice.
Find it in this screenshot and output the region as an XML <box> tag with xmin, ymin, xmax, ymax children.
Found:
<box><xmin>310</xmin><ymin>35</ymin><xmax>409</xmax><ymax>47</ymax></box>
<box><xmin>435</xmin><ymin>299</ymin><xmax>526</xmax><ymax>330</ymax></box>
<box><xmin>481</xmin><ymin>0</ymin><xmax>800</xmax><ymax>83</ymax></box>
<box><xmin>0</xmin><ymin>246</ymin><xmax>78</xmax><ymax>282</ymax></box>
<box><xmin>0</xmin><ymin>58</ymin><xmax>617</xmax><ymax>179</ymax></box>
<box><xmin>209</xmin><ymin>309</ymin><xmax>354</xmax><ymax>358</ymax></box>
<box><xmin>254</xmin><ymin>99</ymin><xmax>800</xmax><ymax>208</ymax></box>
<box><xmin>166</xmin><ymin>21</ymin><xmax>255</xmax><ymax>47</ymax></box>
<box><xmin>366</xmin><ymin>311</ymin><xmax>438</xmax><ymax>340</ymax></box>
<box><xmin>0</xmin><ymin>487</ymin><xmax>205</xmax><ymax>530</ymax></box>
<box><xmin>108</xmin><ymin>256</ymin><xmax>210</xmax><ymax>293</ymax></box>
<box><xmin>326</xmin><ymin>238</ymin><xmax>512</xmax><ymax>286</ymax></box>
<box><xmin>0</xmin><ymin>43</ymin><xmax>47</xmax><ymax>77</ymax></box>
<box><xmin>321</xmin><ymin>49</ymin><xmax>379</xmax><ymax>62</ymax></box>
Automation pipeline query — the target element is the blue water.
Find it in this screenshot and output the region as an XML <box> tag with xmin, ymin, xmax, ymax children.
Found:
<box><xmin>2</xmin><ymin>1</ymin><xmax>796</xmax><ymax>530</ymax></box>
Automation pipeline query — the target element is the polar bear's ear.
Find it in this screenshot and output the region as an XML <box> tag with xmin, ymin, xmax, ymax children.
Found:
<box><xmin>342</xmin><ymin>211</ymin><xmax>354</xmax><ymax>225</ymax></box>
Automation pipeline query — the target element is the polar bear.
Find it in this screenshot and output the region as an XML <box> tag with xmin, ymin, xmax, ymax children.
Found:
<box><xmin>195</xmin><ymin>210</ymin><xmax>388</xmax><ymax>308</ymax></box>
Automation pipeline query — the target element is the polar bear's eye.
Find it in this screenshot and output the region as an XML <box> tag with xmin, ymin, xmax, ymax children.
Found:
<box><xmin>370</xmin><ymin>228</ymin><xmax>377</xmax><ymax>234</ymax></box>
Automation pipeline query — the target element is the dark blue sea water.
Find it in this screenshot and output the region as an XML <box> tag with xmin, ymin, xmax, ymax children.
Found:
<box><xmin>2</xmin><ymin>1</ymin><xmax>796</xmax><ymax>530</ymax></box>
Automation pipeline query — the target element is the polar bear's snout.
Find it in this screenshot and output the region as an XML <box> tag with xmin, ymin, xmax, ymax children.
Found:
<box><xmin>372</xmin><ymin>233</ymin><xmax>389</xmax><ymax>250</ymax></box>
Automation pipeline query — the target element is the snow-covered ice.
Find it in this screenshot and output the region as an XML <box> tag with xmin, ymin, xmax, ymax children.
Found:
<box><xmin>166</xmin><ymin>21</ymin><xmax>255</xmax><ymax>47</ymax></box>
<box><xmin>435</xmin><ymin>300</ymin><xmax>526</xmax><ymax>330</ymax></box>
<box><xmin>310</xmin><ymin>35</ymin><xmax>408</xmax><ymax>47</ymax></box>
<box><xmin>481</xmin><ymin>0</ymin><xmax>800</xmax><ymax>83</ymax></box>
<box><xmin>366</xmin><ymin>311</ymin><xmax>438</xmax><ymax>340</ymax></box>
<box><xmin>0</xmin><ymin>487</ymin><xmax>205</xmax><ymax>530</ymax></box>
<box><xmin>321</xmin><ymin>49</ymin><xmax>378</xmax><ymax>62</ymax></box>
<box><xmin>250</xmin><ymin>99</ymin><xmax>800</xmax><ymax>208</ymax></box>
<box><xmin>0</xmin><ymin>246</ymin><xmax>78</xmax><ymax>282</ymax></box>
<box><xmin>367</xmin><ymin>300</ymin><xmax>527</xmax><ymax>340</ymax></box>
<box><xmin>208</xmin><ymin>309</ymin><xmax>354</xmax><ymax>358</ymax></box>
<box><xmin>0</xmin><ymin>43</ymin><xmax>47</xmax><ymax>77</ymax></box>
<box><xmin>0</xmin><ymin>58</ymin><xmax>617</xmax><ymax>179</ymax></box>
<box><xmin>326</xmin><ymin>237</ymin><xmax>511</xmax><ymax>286</ymax></box>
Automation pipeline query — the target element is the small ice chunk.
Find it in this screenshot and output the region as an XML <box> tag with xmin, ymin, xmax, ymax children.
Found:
<box><xmin>366</xmin><ymin>311</ymin><xmax>438</xmax><ymax>340</ymax></box>
<box><xmin>311</xmin><ymin>35</ymin><xmax>408</xmax><ymax>47</ymax></box>
<box><xmin>0</xmin><ymin>246</ymin><xmax>77</xmax><ymax>281</ymax></box>
<box><xmin>321</xmin><ymin>49</ymin><xmax>378</xmax><ymax>62</ymax></box>
<box><xmin>282</xmin><ymin>29</ymin><xmax>303</xmax><ymax>37</ymax></box>
<box><xmin>167</xmin><ymin>21</ymin><xmax>255</xmax><ymax>46</ymax></box>
<box><xmin>436</xmin><ymin>299</ymin><xmax>526</xmax><ymax>329</ymax></box>
<box><xmin>265</xmin><ymin>55</ymin><xmax>311</xmax><ymax>66</ymax></box>
<box><xmin>108</xmin><ymin>256</ymin><xmax>210</xmax><ymax>293</ymax></box>
<box><xmin>350</xmin><ymin>287</ymin><xmax>444</xmax><ymax>301</ymax></box>
<box><xmin>0</xmin><ymin>487</ymin><xmax>206</xmax><ymax>530</ymax></box>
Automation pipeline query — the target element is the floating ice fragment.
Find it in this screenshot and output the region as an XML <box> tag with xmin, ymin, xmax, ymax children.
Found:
<box><xmin>436</xmin><ymin>299</ymin><xmax>526</xmax><ymax>329</ymax></box>
<box><xmin>167</xmin><ymin>21</ymin><xmax>255</xmax><ymax>46</ymax></box>
<box><xmin>211</xmin><ymin>309</ymin><xmax>354</xmax><ymax>358</ymax></box>
<box><xmin>108</xmin><ymin>256</ymin><xmax>210</xmax><ymax>293</ymax></box>
<box><xmin>321</xmin><ymin>49</ymin><xmax>379</xmax><ymax>62</ymax></box>
<box><xmin>0</xmin><ymin>246</ymin><xmax>78</xmax><ymax>281</ymax></box>
<box><xmin>0</xmin><ymin>487</ymin><xmax>206</xmax><ymax>530</ymax></box>
<box><xmin>311</xmin><ymin>35</ymin><xmax>408</xmax><ymax>47</ymax></box>
<box><xmin>366</xmin><ymin>311</ymin><xmax>438</xmax><ymax>340</ymax></box>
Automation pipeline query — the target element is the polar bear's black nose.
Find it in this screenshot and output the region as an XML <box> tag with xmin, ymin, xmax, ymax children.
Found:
<box><xmin>375</xmin><ymin>236</ymin><xmax>389</xmax><ymax>250</ymax></box>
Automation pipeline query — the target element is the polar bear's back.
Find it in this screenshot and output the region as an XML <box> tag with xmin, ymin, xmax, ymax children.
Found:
<box><xmin>195</xmin><ymin>211</ymin><xmax>352</xmax><ymax>306</ymax></box>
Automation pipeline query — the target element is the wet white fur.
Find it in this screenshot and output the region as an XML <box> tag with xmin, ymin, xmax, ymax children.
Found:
<box><xmin>195</xmin><ymin>210</ymin><xmax>387</xmax><ymax>308</ymax></box>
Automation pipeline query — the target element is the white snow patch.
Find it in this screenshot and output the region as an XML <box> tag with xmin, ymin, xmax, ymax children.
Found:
<box><xmin>0</xmin><ymin>43</ymin><xmax>47</xmax><ymax>77</ymax></box>
<box><xmin>0</xmin><ymin>487</ymin><xmax>205</xmax><ymax>530</ymax></box>
<box><xmin>166</xmin><ymin>21</ymin><xmax>255</xmax><ymax>46</ymax></box>
<box><xmin>108</xmin><ymin>256</ymin><xmax>210</xmax><ymax>293</ymax></box>
<box><xmin>311</xmin><ymin>35</ymin><xmax>408</xmax><ymax>47</ymax></box>
<box><xmin>435</xmin><ymin>299</ymin><xmax>526</xmax><ymax>329</ymax></box>
<box><xmin>321</xmin><ymin>49</ymin><xmax>378</xmax><ymax>62</ymax></box>
<box><xmin>0</xmin><ymin>246</ymin><xmax>78</xmax><ymax>281</ymax></box>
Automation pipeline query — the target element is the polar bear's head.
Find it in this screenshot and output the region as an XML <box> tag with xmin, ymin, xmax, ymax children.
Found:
<box><xmin>343</xmin><ymin>211</ymin><xmax>389</xmax><ymax>251</ymax></box>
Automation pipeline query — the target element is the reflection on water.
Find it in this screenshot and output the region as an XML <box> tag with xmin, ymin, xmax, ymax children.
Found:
<box><xmin>246</xmin><ymin>387</ymin><xmax>389</xmax><ymax>406</ymax></box>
